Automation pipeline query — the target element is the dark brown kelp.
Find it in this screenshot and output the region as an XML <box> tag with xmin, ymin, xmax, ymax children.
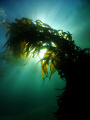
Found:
<box><xmin>4</xmin><ymin>18</ymin><xmax>90</xmax><ymax>119</ymax></box>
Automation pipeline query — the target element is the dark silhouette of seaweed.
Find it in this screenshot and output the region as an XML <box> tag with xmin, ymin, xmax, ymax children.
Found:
<box><xmin>3</xmin><ymin>18</ymin><xmax>90</xmax><ymax>119</ymax></box>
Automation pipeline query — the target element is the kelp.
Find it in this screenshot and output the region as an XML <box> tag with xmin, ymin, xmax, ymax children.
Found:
<box><xmin>3</xmin><ymin>17</ymin><xmax>90</xmax><ymax>119</ymax></box>
<box><xmin>4</xmin><ymin>17</ymin><xmax>89</xmax><ymax>81</ymax></box>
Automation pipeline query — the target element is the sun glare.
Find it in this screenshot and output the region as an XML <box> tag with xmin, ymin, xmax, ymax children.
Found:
<box><xmin>39</xmin><ymin>49</ymin><xmax>47</xmax><ymax>59</ymax></box>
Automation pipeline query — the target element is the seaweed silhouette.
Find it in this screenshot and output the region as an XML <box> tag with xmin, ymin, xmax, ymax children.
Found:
<box><xmin>3</xmin><ymin>18</ymin><xmax>90</xmax><ymax>119</ymax></box>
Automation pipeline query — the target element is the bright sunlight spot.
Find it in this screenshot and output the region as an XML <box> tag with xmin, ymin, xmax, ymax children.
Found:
<box><xmin>39</xmin><ymin>49</ymin><xmax>47</xmax><ymax>59</ymax></box>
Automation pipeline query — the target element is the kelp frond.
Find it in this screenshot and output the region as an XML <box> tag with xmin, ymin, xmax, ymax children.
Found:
<box><xmin>4</xmin><ymin>17</ymin><xmax>89</xmax><ymax>82</ymax></box>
